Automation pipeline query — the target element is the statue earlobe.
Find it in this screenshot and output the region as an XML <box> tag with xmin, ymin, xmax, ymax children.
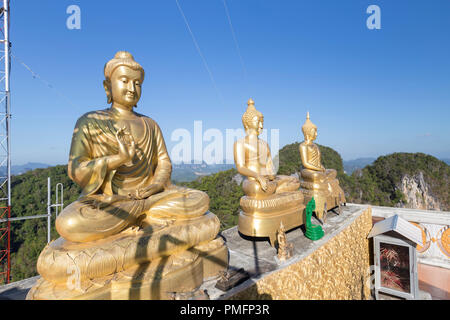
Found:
<box><xmin>103</xmin><ymin>80</ymin><xmax>112</xmax><ymax>104</ymax></box>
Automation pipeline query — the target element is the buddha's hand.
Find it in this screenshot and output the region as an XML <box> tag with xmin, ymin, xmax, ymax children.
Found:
<box><xmin>256</xmin><ymin>175</ymin><xmax>269</xmax><ymax>192</ymax></box>
<box><xmin>116</xmin><ymin>127</ymin><xmax>136</xmax><ymax>165</ymax></box>
<box><xmin>129</xmin><ymin>183</ymin><xmax>164</xmax><ymax>200</ymax></box>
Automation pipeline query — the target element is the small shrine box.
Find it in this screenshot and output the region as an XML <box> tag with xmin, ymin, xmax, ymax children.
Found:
<box><xmin>368</xmin><ymin>215</ymin><xmax>423</xmax><ymax>300</ymax></box>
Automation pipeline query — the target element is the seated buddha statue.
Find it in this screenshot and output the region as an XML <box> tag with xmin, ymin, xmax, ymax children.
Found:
<box><xmin>234</xmin><ymin>99</ymin><xmax>305</xmax><ymax>246</ymax></box>
<box><xmin>27</xmin><ymin>51</ymin><xmax>228</xmax><ymax>300</ymax></box>
<box><xmin>299</xmin><ymin>112</ymin><xmax>346</xmax><ymax>222</ymax></box>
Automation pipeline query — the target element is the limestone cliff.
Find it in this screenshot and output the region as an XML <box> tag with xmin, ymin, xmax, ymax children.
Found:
<box><xmin>345</xmin><ymin>153</ymin><xmax>449</xmax><ymax>211</ymax></box>
<box><xmin>398</xmin><ymin>171</ymin><xmax>444</xmax><ymax>210</ymax></box>
<box><xmin>271</xmin><ymin>145</ymin><xmax>449</xmax><ymax>211</ymax></box>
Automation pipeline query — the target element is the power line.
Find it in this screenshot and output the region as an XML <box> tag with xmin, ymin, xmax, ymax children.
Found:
<box><xmin>11</xmin><ymin>54</ymin><xmax>79</xmax><ymax>109</ymax></box>
<box><xmin>175</xmin><ymin>0</ymin><xmax>225</xmax><ymax>106</ymax></box>
<box><xmin>222</xmin><ymin>0</ymin><xmax>249</xmax><ymax>85</ymax></box>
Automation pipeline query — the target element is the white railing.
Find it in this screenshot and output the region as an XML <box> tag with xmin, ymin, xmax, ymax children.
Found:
<box><xmin>350</xmin><ymin>203</ymin><xmax>450</xmax><ymax>269</ymax></box>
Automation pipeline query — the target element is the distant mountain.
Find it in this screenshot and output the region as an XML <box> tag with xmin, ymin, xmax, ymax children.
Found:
<box><xmin>172</xmin><ymin>162</ymin><xmax>234</xmax><ymax>182</ymax></box>
<box><xmin>343</xmin><ymin>158</ymin><xmax>376</xmax><ymax>174</ymax></box>
<box><xmin>0</xmin><ymin>162</ymin><xmax>51</xmax><ymax>176</ymax></box>
<box><xmin>344</xmin><ymin>157</ymin><xmax>450</xmax><ymax>174</ymax></box>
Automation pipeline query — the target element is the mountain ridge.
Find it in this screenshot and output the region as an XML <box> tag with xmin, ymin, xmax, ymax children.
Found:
<box><xmin>1</xmin><ymin>145</ymin><xmax>448</xmax><ymax>284</ymax></box>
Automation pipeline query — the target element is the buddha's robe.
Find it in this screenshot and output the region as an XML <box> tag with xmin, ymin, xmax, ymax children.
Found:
<box><xmin>235</xmin><ymin>137</ymin><xmax>300</xmax><ymax>199</ymax></box>
<box><xmin>56</xmin><ymin>109</ymin><xmax>209</xmax><ymax>243</ymax></box>
<box><xmin>300</xmin><ymin>142</ymin><xmax>337</xmax><ymax>183</ymax></box>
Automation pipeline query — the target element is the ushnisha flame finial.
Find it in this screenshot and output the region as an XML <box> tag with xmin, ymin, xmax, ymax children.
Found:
<box><xmin>242</xmin><ymin>98</ymin><xmax>262</xmax><ymax>129</ymax></box>
<box><xmin>302</xmin><ymin>111</ymin><xmax>317</xmax><ymax>137</ymax></box>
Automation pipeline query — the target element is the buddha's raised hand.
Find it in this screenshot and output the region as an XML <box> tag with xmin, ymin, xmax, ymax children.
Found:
<box><xmin>116</xmin><ymin>127</ymin><xmax>136</xmax><ymax>165</ymax></box>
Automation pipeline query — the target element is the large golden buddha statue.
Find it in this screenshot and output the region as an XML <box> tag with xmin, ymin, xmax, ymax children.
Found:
<box><xmin>299</xmin><ymin>112</ymin><xmax>346</xmax><ymax>222</ymax></box>
<box><xmin>27</xmin><ymin>51</ymin><xmax>228</xmax><ymax>300</ymax></box>
<box><xmin>234</xmin><ymin>99</ymin><xmax>305</xmax><ymax>246</ymax></box>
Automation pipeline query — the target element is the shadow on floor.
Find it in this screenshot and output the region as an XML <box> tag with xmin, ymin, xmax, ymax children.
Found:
<box><xmin>0</xmin><ymin>287</ymin><xmax>30</xmax><ymax>300</ymax></box>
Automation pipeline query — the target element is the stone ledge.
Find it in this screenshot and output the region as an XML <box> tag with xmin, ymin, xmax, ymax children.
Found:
<box><xmin>200</xmin><ymin>204</ymin><xmax>373</xmax><ymax>300</ymax></box>
<box><xmin>0</xmin><ymin>276</ymin><xmax>39</xmax><ymax>300</ymax></box>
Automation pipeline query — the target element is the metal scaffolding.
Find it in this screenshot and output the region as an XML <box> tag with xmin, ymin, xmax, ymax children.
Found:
<box><xmin>0</xmin><ymin>0</ymin><xmax>10</xmax><ymax>284</ymax></box>
<box><xmin>0</xmin><ymin>2</ymin><xmax>65</xmax><ymax>284</ymax></box>
<box><xmin>0</xmin><ymin>177</ymin><xmax>64</xmax><ymax>284</ymax></box>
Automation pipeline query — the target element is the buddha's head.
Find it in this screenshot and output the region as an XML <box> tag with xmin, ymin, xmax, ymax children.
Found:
<box><xmin>242</xmin><ymin>98</ymin><xmax>263</xmax><ymax>135</ymax></box>
<box><xmin>302</xmin><ymin>112</ymin><xmax>317</xmax><ymax>141</ymax></box>
<box><xmin>103</xmin><ymin>51</ymin><xmax>145</xmax><ymax>108</ymax></box>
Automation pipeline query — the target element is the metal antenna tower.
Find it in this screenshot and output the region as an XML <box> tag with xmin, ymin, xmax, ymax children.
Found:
<box><xmin>0</xmin><ymin>0</ymin><xmax>11</xmax><ymax>284</ymax></box>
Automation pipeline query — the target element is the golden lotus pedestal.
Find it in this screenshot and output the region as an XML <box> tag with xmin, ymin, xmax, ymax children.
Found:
<box><xmin>300</xmin><ymin>177</ymin><xmax>346</xmax><ymax>222</ymax></box>
<box><xmin>26</xmin><ymin>212</ymin><xmax>228</xmax><ymax>300</ymax></box>
<box><xmin>213</xmin><ymin>205</ymin><xmax>373</xmax><ymax>300</ymax></box>
<box><xmin>238</xmin><ymin>192</ymin><xmax>305</xmax><ymax>246</ymax></box>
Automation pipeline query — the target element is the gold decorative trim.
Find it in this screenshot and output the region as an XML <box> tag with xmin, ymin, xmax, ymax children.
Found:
<box><xmin>229</xmin><ymin>207</ymin><xmax>373</xmax><ymax>300</ymax></box>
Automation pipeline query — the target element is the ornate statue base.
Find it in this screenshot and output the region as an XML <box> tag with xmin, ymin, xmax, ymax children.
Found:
<box><xmin>26</xmin><ymin>212</ymin><xmax>228</xmax><ymax>300</ymax></box>
<box><xmin>238</xmin><ymin>191</ymin><xmax>305</xmax><ymax>246</ymax></box>
<box><xmin>300</xmin><ymin>169</ymin><xmax>346</xmax><ymax>222</ymax></box>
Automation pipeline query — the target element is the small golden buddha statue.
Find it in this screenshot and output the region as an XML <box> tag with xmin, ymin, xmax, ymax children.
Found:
<box><xmin>299</xmin><ymin>112</ymin><xmax>346</xmax><ymax>221</ymax></box>
<box><xmin>27</xmin><ymin>51</ymin><xmax>228</xmax><ymax>300</ymax></box>
<box><xmin>276</xmin><ymin>222</ymin><xmax>293</xmax><ymax>262</ymax></box>
<box><xmin>234</xmin><ymin>99</ymin><xmax>305</xmax><ymax>246</ymax></box>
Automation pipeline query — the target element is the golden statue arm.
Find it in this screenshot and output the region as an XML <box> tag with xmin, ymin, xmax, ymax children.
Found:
<box><xmin>132</xmin><ymin>123</ymin><xmax>172</xmax><ymax>199</ymax></box>
<box><xmin>235</xmin><ymin>162</ymin><xmax>260</xmax><ymax>180</ymax></box>
<box><xmin>68</xmin><ymin>119</ymin><xmax>114</xmax><ymax>196</ymax></box>
<box><xmin>233</xmin><ymin>141</ymin><xmax>261</xmax><ymax>179</ymax></box>
<box><xmin>68</xmin><ymin>118</ymin><xmax>140</xmax><ymax>196</ymax></box>
<box><xmin>149</xmin><ymin>122</ymin><xmax>172</xmax><ymax>186</ymax></box>
<box><xmin>265</xmin><ymin>148</ymin><xmax>276</xmax><ymax>179</ymax></box>
<box><xmin>299</xmin><ymin>144</ymin><xmax>325</xmax><ymax>172</ymax></box>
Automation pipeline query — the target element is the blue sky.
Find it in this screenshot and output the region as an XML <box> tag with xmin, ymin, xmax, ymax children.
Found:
<box><xmin>8</xmin><ymin>0</ymin><xmax>450</xmax><ymax>165</ymax></box>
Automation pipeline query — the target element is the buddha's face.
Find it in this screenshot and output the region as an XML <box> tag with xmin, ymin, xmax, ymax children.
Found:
<box><xmin>246</xmin><ymin>115</ymin><xmax>263</xmax><ymax>135</ymax></box>
<box><xmin>106</xmin><ymin>66</ymin><xmax>143</xmax><ymax>108</ymax></box>
<box><xmin>305</xmin><ymin>128</ymin><xmax>317</xmax><ymax>141</ymax></box>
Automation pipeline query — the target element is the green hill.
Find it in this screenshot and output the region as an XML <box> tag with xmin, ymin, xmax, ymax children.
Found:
<box><xmin>277</xmin><ymin>142</ymin><xmax>345</xmax><ymax>176</ymax></box>
<box><xmin>3</xmin><ymin>165</ymin><xmax>81</xmax><ymax>282</ymax></box>
<box><xmin>347</xmin><ymin>153</ymin><xmax>449</xmax><ymax>210</ymax></box>
<box><xmin>178</xmin><ymin>168</ymin><xmax>244</xmax><ymax>231</ymax></box>
<box><xmin>276</xmin><ymin>144</ymin><xmax>449</xmax><ymax>210</ymax></box>
<box><xmin>1</xmin><ymin>146</ymin><xmax>449</xmax><ymax>284</ymax></box>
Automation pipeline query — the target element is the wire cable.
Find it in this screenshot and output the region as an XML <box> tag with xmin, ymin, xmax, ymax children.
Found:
<box><xmin>222</xmin><ymin>0</ymin><xmax>249</xmax><ymax>86</ymax></box>
<box><xmin>175</xmin><ymin>0</ymin><xmax>225</xmax><ymax>106</ymax></box>
<box><xmin>11</xmin><ymin>54</ymin><xmax>79</xmax><ymax>109</ymax></box>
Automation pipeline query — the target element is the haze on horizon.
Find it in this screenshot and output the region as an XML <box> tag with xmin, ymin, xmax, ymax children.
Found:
<box><xmin>8</xmin><ymin>0</ymin><xmax>450</xmax><ymax>166</ymax></box>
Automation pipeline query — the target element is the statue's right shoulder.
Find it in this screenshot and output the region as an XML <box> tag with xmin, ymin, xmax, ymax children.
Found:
<box><xmin>74</xmin><ymin>109</ymin><xmax>112</xmax><ymax>126</ymax></box>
